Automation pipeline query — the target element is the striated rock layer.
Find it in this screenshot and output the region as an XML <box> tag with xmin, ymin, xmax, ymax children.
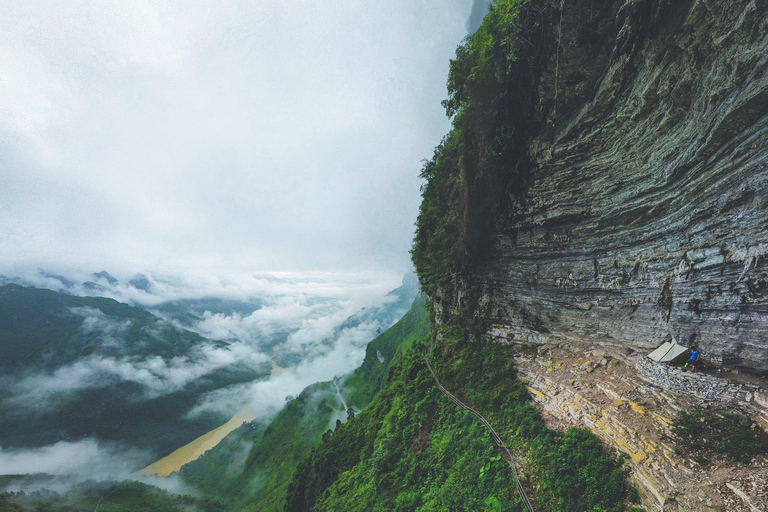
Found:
<box><xmin>465</xmin><ymin>0</ymin><xmax>768</xmax><ymax>374</ymax></box>
<box><xmin>432</xmin><ymin>0</ymin><xmax>768</xmax><ymax>509</ymax></box>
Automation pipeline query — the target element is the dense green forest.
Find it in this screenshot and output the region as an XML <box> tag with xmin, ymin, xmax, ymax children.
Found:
<box><xmin>412</xmin><ymin>0</ymin><xmax>536</xmax><ymax>299</ymax></box>
<box><xmin>283</xmin><ymin>328</ymin><xmax>640</xmax><ymax>512</ymax></box>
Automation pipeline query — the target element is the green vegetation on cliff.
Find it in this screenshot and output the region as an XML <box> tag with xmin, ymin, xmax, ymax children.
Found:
<box><xmin>284</xmin><ymin>328</ymin><xmax>639</xmax><ymax>512</ymax></box>
<box><xmin>674</xmin><ymin>407</ymin><xmax>768</xmax><ymax>464</ymax></box>
<box><xmin>412</xmin><ymin>0</ymin><xmax>535</xmax><ymax>298</ymax></box>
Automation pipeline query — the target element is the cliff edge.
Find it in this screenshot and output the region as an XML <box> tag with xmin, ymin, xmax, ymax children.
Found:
<box><xmin>416</xmin><ymin>0</ymin><xmax>768</xmax><ymax>509</ymax></box>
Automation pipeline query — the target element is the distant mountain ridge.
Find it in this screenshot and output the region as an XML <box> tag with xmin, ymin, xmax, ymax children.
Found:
<box><xmin>0</xmin><ymin>272</ymin><xmax>419</xmax><ymax>470</ymax></box>
<box><xmin>0</xmin><ymin>283</ymin><xmax>271</xmax><ymax>461</ymax></box>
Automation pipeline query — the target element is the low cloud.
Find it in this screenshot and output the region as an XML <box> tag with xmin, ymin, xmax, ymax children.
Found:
<box><xmin>0</xmin><ymin>439</ymin><xmax>196</xmax><ymax>496</ymax></box>
<box><xmin>9</xmin><ymin>341</ymin><xmax>269</xmax><ymax>408</ymax></box>
<box><xmin>193</xmin><ymin>293</ymin><xmax>339</xmax><ymax>344</ymax></box>
<box><xmin>0</xmin><ymin>439</ymin><xmax>147</xmax><ymax>480</ymax></box>
<box><xmin>188</xmin><ymin>318</ymin><xmax>385</xmax><ymax>421</ymax></box>
<box><xmin>183</xmin><ymin>381</ymin><xmax>256</xmax><ymax>419</ymax></box>
<box><xmin>3</xmin><ymin>268</ymin><xmax>409</xmax><ymax>417</ymax></box>
<box><xmin>2</xmin><ymin>266</ymin><xmax>402</xmax><ymax>309</ymax></box>
<box><xmin>0</xmin><ymin>266</ymin><xmax>416</xmax><ymax>488</ymax></box>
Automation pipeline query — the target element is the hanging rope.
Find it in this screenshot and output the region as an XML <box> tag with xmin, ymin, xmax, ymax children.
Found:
<box><xmin>553</xmin><ymin>0</ymin><xmax>565</xmax><ymax>120</ymax></box>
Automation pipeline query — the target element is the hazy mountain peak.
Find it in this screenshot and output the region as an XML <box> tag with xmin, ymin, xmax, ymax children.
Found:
<box><xmin>128</xmin><ymin>273</ymin><xmax>154</xmax><ymax>293</ymax></box>
<box><xmin>92</xmin><ymin>271</ymin><xmax>118</xmax><ymax>285</ymax></box>
<box><xmin>466</xmin><ymin>0</ymin><xmax>491</xmax><ymax>34</ymax></box>
<box><xmin>38</xmin><ymin>270</ymin><xmax>76</xmax><ymax>288</ymax></box>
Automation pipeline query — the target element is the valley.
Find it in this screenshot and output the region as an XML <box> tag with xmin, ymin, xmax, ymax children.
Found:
<box><xmin>3</xmin><ymin>0</ymin><xmax>768</xmax><ymax>510</ymax></box>
<box><xmin>139</xmin><ymin>362</ymin><xmax>285</xmax><ymax>477</ymax></box>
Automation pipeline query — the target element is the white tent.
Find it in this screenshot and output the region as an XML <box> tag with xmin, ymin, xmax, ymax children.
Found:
<box><xmin>647</xmin><ymin>337</ymin><xmax>689</xmax><ymax>363</ymax></box>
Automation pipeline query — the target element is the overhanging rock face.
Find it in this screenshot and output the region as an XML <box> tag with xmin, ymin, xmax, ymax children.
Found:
<box><xmin>465</xmin><ymin>0</ymin><xmax>768</xmax><ymax>373</ymax></box>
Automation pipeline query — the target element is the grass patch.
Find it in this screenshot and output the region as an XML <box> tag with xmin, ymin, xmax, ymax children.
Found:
<box><xmin>674</xmin><ymin>407</ymin><xmax>768</xmax><ymax>463</ymax></box>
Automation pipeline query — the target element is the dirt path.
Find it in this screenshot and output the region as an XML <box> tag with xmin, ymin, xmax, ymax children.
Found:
<box><xmin>421</xmin><ymin>352</ymin><xmax>535</xmax><ymax>512</ymax></box>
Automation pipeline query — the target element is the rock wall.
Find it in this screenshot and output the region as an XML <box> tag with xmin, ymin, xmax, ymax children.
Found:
<box><xmin>466</xmin><ymin>0</ymin><xmax>768</xmax><ymax>374</ymax></box>
<box><xmin>437</xmin><ymin>1</ymin><xmax>768</xmax><ymax>509</ymax></box>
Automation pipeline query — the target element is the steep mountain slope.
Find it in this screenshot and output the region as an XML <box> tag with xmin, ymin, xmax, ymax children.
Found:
<box><xmin>285</xmin><ymin>0</ymin><xmax>768</xmax><ymax>511</ymax></box>
<box><xmin>474</xmin><ymin>0</ymin><xmax>768</xmax><ymax>374</ymax></box>
<box><xmin>413</xmin><ymin>0</ymin><xmax>768</xmax><ymax>372</ymax></box>
<box><xmin>179</xmin><ymin>295</ymin><xmax>429</xmax><ymax>512</ymax></box>
<box><xmin>284</xmin><ymin>329</ymin><xmax>638</xmax><ymax>512</ymax></box>
<box><xmin>408</xmin><ymin>0</ymin><xmax>768</xmax><ymax>509</ymax></box>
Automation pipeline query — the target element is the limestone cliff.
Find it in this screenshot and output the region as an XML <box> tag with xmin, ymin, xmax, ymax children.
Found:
<box><xmin>471</xmin><ymin>0</ymin><xmax>768</xmax><ymax>373</ymax></box>
<box><xmin>432</xmin><ymin>0</ymin><xmax>768</xmax><ymax>509</ymax></box>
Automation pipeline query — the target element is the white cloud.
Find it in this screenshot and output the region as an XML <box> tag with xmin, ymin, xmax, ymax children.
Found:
<box><xmin>188</xmin><ymin>317</ymin><xmax>386</xmax><ymax>420</ymax></box>
<box><xmin>9</xmin><ymin>342</ymin><xmax>270</xmax><ymax>408</ymax></box>
<box><xmin>194</xmin><ymin>294</ymin><xmax>321</xmax><ymax>342</ymax></box>
<box><xmin>3</xmin><ymin>266</ymin><xmax>403</xmax><ymax>310</ymax></box>
<box><xmin>0</xmin><ymin>439</ymin><xmax>147</xmax><ymax>479</ymax></box>
<box><xmin>0</xmin><ymin>0</ymin><xmax>472</xmax><ymax>275</ymax></box>
<box><xmin>0</xmin><ymin>439</ymin><xmax>196</xmax><ymax>495</ymax></box>
<box><xmin>4</xmin><ymin>269</ymin><xmax>411</xmax><ymax>418</ymax></box>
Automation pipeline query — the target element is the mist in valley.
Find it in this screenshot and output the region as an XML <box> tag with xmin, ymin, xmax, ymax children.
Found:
<box><xmin>0</xmin><ymin>0</ymin><xmax>485</xmax><ymax>505</ymax></box>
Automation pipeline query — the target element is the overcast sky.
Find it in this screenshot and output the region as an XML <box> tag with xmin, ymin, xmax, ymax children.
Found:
<box><xmin>0</xmin><ymin>1</ymin><xmax>482</xmax><ymax>276</ymax></box>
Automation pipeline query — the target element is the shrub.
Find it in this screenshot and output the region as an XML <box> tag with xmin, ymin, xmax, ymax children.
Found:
<box><xmin>674</xmin><ymin>407</ymin><xmax>768</xmax><ymax>463</ymax></box>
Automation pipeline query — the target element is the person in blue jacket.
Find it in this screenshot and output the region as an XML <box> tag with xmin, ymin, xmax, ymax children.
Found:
<box><xmin>684</xmin><ymin>349</ymin><xmax>700</xmax><ymax>370</ymax></box>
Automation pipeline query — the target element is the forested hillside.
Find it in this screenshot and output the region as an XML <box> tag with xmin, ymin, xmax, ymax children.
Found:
<box><xmin>284</xmin><ymin>329</ymin><xmax>638</xmax><ymax>511</ymax></box>
<box><xmin>0</xmin><ymin>284</ymin><xmax>270</xmax><ymax>460</ymax></box>
<box><xmin>179</xmin><ymin>295</ymin><xmax>430</xmax><ymax>511</ymax></box>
